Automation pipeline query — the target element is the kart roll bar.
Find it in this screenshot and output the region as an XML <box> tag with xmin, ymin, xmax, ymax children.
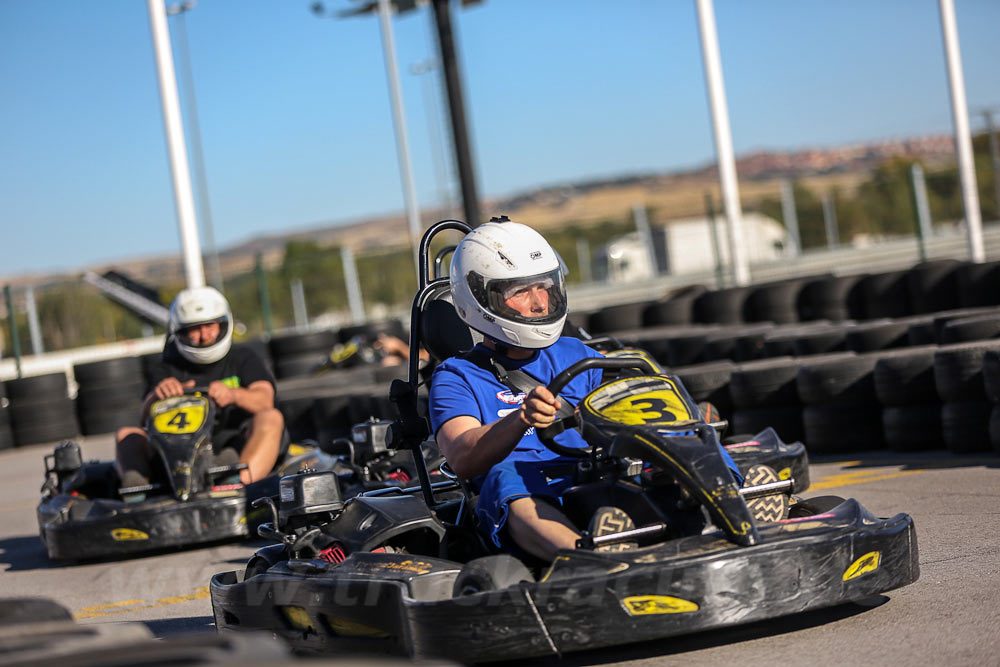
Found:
<box><xmin>389</xmin><ymin>220</ymin><xmax>472</xmax><ymax>508</ymax></box>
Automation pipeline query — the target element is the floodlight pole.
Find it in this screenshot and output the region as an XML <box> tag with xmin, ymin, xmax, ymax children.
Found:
<box><xmin>146</xmin><ymin>0</ymin><xmax>206</xmax><ymax>288</ymax></box>
<box><xmin>938</xmin><ymin>0</ymin><xmax>984</xmax><ymax>262</ymax></box>
<box><xmin>375</xmin><ymin>0</ymin><xmax>424</xmax><ymax>277</ymax></box>
<box><xmin>695</xmin><ymin>0</ymin><xmax>749</xmax><ymax>286</ymax></box>
<box><xmin>430</xmin><ymin>0</ymin><xmax>481</xmax><ymax>226</ymax></box>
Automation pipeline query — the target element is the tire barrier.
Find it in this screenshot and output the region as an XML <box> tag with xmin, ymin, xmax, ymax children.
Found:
<box><xmin>693</xmin><ymin>286</ymin><xmax>752</xmax><ymax>325</ymax></box>
<box><xmin>73</xmin><ymin>357</ymin><xmax>145</xmax><ymax>436</ymax></box>
<box><xmin>0</xmin><ymin>381</ymin><xmax>13</xmax><ymax>451</ymax></box>
<box><xmin>744</xmin><ymin>278</ymin><xmax>808</xmax><ymax>324</ymax></box>
<box><xmin>956</xmin><ymin>260</ymin><xmax>1000</xmax><ymax>308</ymax></box>
<box><xmin>856</xmin><ymin>270</ymin><xmax>912</xmax><ymax>320</ymax></box>
<box><xmin>6</xmin><ymin>373</ymin><xmax>79</xmax><ymax>447</ymax></box>
<box><xmin>642</xmin><ymin>285</ymin><xmax>706</xmax><ymax>327</ymax></box>
<box><xmin>671</xmin><ymin>360</ymin><xmax>735</xmax><ymax>415</ymax></box>
<box><xmin>729</xmin><ymin>357</ymin><xmax>803</xmax><ymax>444</ymax></box>
<box><xmin>906</xmin><ymin>259</ymin><xmax>962</xmax><ymax>314</ymax></box>
<box><xmin>269</xmin><ymin>329</ymin><xmax>339</xmax><ymax>379</ymax></box>
<box><xmin>798</xmin><ymin>273</ymin><xmax>865</xmax><ymax>322</ymax></box>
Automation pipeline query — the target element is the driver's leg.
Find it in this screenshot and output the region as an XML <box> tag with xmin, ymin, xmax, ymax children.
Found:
<box><xmin>238</xmin><ymin>408</ymin><xmax>284</xmax><ymax>484</ymax></box>
<box><xmin>115</xmin><ymin>426</ymin><xmax>153</xmax><ymax>484</ymax></box>
<box><xmin>507</xmin><ymin>496</ymin><xmax>579</xmax><ymax>561</ymax></box>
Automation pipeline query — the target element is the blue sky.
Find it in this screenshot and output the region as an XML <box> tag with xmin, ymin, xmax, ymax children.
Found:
<box><xmin>2</xmin><ymin>0</ymin><xmax>999</xmax><ymax>279</ymax></box>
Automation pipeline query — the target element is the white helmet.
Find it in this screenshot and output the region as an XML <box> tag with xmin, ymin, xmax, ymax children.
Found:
<box><xmin>450</xmin><ymin>218</ymin><xmax>567</xmax><ymax>349</ymax></box>
<box><xmin>168</xmin><ymin>286</ymin><xmax>233</xmax><ymax>364</ymax></box>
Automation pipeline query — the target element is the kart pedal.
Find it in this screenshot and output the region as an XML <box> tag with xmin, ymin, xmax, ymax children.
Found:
<box><xmin>742</xmin><ymin>464</ymin><xmax>790</xmax><ymax>523</ymax></box>
<box><xmin>589</xmin><ymin>506</ymin><xmax>638</xmax><ymax>552</ymax></box>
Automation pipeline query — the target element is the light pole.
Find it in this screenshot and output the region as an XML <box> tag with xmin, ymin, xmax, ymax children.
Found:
<box><xmin>166</xmin><ymin>0</ymin><xmax>224</xmax><ymax>291</ymax></box>
<box><xmin>315</xmin><ymin>1</ymin><xmax>424</xmax><ymax>278</ymax></box>
<box><xmin>411</xmin><ymin>58</ymin><xmax>456</xmax><ymax>220</ymax></box>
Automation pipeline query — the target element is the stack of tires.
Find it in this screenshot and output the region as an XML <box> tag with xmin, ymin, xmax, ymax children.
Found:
<box><xmin>0</xmin><ymin>381</ymin><xmax>13</xmax><ymax>450</ymax></box>
<box><xmin>985</xmin><ymin>351</ymin><xmax>1000</xmax><ymax>452</ymax></box>
<box><xmin>6</xmin><ymin>373</ymin><xmax>79</xmax><ymax>447</ymax></box>
<box><xmin>874</xmin><ymin>346</ymin><xmax>943</xmax><ymax>451</ymax></box>
<box><xmin>74</xmin><ymin>357</ymin><xmax>146</xmax><ymax>435</ymax></box>
<box><xmin>933</xmin><ymin>341</ymin><xmax>1000</xmax><ymax>454</ymax></box>
<box><xmin>269</xmin><ymin>329</ymin><xmax>338</xmax><ymax>380</ymax></box>
<box><xmin>797</xmin><ymin>352</ymin><xmax>883</xmax><ymax>454</ymax></box>
<box><xmin>728</xmin><ymin>357</ymin><xmax>804</xmax><ymax>444</ymax></box>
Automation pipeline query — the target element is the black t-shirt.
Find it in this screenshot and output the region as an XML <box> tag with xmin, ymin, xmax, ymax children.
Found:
<box><xmin>147</xmin><ymin>342</ymin><xmax>277</xmax><ymax>430</ymax></box>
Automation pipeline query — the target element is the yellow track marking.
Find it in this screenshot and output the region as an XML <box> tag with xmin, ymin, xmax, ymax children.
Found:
<box><xmin>811</xmin><ymin>469</ymin><xmax>923</xmax><ymax>491</ymax></box>
<box><xmin>75</xmin><ymin>587</ymin><xmax>210</xmax><ymax>620</ymax></box>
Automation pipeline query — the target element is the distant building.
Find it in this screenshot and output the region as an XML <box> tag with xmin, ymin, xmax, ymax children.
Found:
<box><xmin>594</xmin><ymin>212</ymin><xmax>790</xmax><ymax>283</ymax></box>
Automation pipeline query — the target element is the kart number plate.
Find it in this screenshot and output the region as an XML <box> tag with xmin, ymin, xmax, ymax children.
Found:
<box><xmin>585</xmin><ymin>377</ymin><xmax>694</xmax><ymax>426</ymax></box>
<box><xmin>151</xmin><ymin>397</ymin><xmax>209</xmax><ymax>435</ymax></box>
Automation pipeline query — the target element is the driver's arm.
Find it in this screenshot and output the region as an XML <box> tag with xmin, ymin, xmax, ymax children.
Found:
<box><xmin>437</xmin><ymin>385</ymin><xmax>561</xmax><ymax>479</ymax></box>
<box><xmin>207</xmin><ymin>379</ymin><xmax>274</xmax><ymax>413</ymax></box>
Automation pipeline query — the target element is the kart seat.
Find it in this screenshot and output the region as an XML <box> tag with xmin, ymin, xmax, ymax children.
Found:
<box><xmin>419</xmin><ymin>281</ymin><xmax>482</xmax><ymax>364</ymax></box>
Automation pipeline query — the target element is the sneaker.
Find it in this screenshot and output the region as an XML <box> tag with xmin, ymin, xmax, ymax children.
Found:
<box><xmin>588</xmin><ymin>506</ymin><xmax>638</xmax><ymax>552</ymax></box>
<box><xmin>119</xmin><ymin>470</ymin><xmax>149</xmax><ymax>503</ymax></box>
<box><xmin>742</xmin><ymin>464</ymin><xmax>789</xmax><ymax>523</ymax></box>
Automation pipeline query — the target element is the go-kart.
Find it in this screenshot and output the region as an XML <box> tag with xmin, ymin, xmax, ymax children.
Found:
<box><xmin>209</xmin><ymin>221</ymin><xmax>918</xmax><ymax>662</ymax></box>
<box><xmin>37</xmin><ymin>387</ymin><xmax>339</xmax><ymax>561</ymax></box>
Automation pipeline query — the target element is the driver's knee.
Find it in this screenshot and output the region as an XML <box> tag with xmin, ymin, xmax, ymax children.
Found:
<box><xmin>115</xmin><ymin>426</ymin><xmax>146</xmax><ymax>445</ymax></box>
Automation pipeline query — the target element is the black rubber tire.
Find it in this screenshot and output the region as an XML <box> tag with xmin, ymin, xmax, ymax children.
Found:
<box><xmin>642</xmin><ymin>287</ymin><xmax>705</xmax><ymax>326</ymax></box>
<box><xmin>990</xmin><ymin>405</ymin><xmax>1000</xmax><ymax>452</ymax></box>
<box><xmin>233</xmin><ymin>338</ymin><xmax>273</xmax><ymax>371</ymax></box>
<box><xmin>940</xmin><ymin>313</ymin><xmax>1000</xmax><ymax>344</ymax></box>
<box><xmin>794</xmin><ymin>327</ymin><xmax>849</xmax><ymax>356</ymax></box>
<box><xmin>729</xmin><ymin>357</ymin><xmax>801</xmax><ymax>409</ymax></box>
<box><xmin>907</xmin><ymin>259</ymin><xmax>962</xmax><ymax>315</ymax></box>
<box><xmin>672</xmin><ymin>361</ymin><xmax>735</xmax><ymax>413</ymax></box>
<box><xmin>587</xmin><ymin>302</ymin><xmax>647</xmax><ymax>335</ymax></box>
<box><xmin>744</xmin><ymin>278</ymin><xmax>807</xmax><ymax>324</ymax></box>
<box><xmin>857</xmin><ymin>270</ymin><xmax>913</xmax><ymax>320</ymax></box>
<box><xmin>452</xmin><ymin>555</ymin><xmax>534</xmax><ymax>596</ymax></box>
<box><xmin>78</xmin><ymin>402</ymin><xmax>144</xmax><ymax>435</ymax></box>
<box><xmin>882</xmin><ymin>404</ymin><xmax>944</xmax><ymax>452</ymax></box>
<box><xmin>873</xmin><ymin>346</ymin><xmax>939</xmax><ymax>406</ymax></box>
<box><xmin>731</xmin><ymin>406</ymin><xmax>804</xmax><ymax>444</ymax></box>
<box><xmin>933</xmin><ymin>341</ymin><xmax>1000</xmax><ymax>403</ymax></box>
<box><xmin>269</xmin><ymin>329</ymin><xmax>338</xmax><ymax>358</ymax></box>
<box><xmin>844</xmin><ymin>320</ymin><xmax>911</xmax><ymax>352</ymax></box>
<box><xmin>941</xmin><ymin>401</ymin><xmax>993</xmax><ymax>454</ymax></box>
<box><xmin>803</xmin><ymin>403</ymin><xmax>884</xmax><ymax>454</ymax></box>
<box><xmin>75</xmin><ymin>381</ymin><xmax>147</xmax><ymax>411</ymax></box>
<box><xmin>666</xmin><ymin>332</ymin><xmax>709</xmax><ymax>367</ymax></box>
<box><xmin>796</xmin><ymin>353</ymin><xmax>877</xmax><ymax>405</ymax></box>
<box><xmin>907</xmin><ymin>320</ymin><xmax>938</xmax><ymax>346</ymax></box>
<box><xmin>798</xmin><ymin>274</ymin><xmax>864</xmax><ymax>322</ymax></box>
<box><xmin>73</xmin><ymin>356</ymin><xmax>143</xmax><ymax>386</ymax></box>
<box><xmin>0</xmin><ymin>423</ymin><xmax>14</xmax><ymax>451</ymax></box>
<box><xmin>11</xmin><ymin>418</ymin><xmax>79</xmax><ymax>447</ymax></box>
<box><xmin>956</xmin><ymin>260</ymin><xmax>1000</xmax><ymax>308</ymax></box>
<box><xmin>693</xmin><ymin>286</ymin><xmax>752</xmax><ymax>325</ymax></box>
<box><xmin>5</xmin><ymin>373</ymin><xmax>69</xmax><ymax>402</ymax></box>
<box><xmin>274</xmin><ymin>353</ymin><xmax>328</xmax><ymax>379</ymax></box>
<box><xmin>984</xmin><ymin>350</ymin><xmax>1000</xmax><ymax>404</ymax></box>
<box><xmin>10</xmin><ymin>396</ymin><xmax>76</xmax><ymax>427</ymax></box>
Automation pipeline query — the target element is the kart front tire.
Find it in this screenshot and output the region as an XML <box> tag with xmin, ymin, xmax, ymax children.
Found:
<box><xmin>452</xmin><ymin>555</ymin><xmax>533</xmax><ymax>597</ymax></box>
<box><xmin>788</xmin><ymin>495</ymin><xmax>846</xmax><ymax>518</ymax></box>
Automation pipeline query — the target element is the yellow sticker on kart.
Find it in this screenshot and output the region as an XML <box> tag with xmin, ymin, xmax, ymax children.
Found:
<box><xmin>151</xmin><ymin>397</ymin><xmax>208</xmax><ymax>435</ymax></box>
<box><xmin>584</xmin><ymin>377</ymin><xmax>694</xmax><ymax>426</ymax></box>
<box><xmin>843</xmin><ymin>551</ymin><xmax>881</xmax><ymax>581</ymax></box>
<box><xmin>621</xmin><ymin>594</ymin><xmax>699</xmax><ymax>615</ymax></box>
<box><xmin>111</xmin><ymin>528</ymin><xmax>149</xmax><ymax>541</ymax></box>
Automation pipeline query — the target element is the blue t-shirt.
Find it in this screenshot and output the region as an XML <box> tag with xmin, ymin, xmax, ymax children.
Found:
<box><xmin>429</xmin><ymin>337</ymin><xmax>604</xmax><ymax>464</ymax></box>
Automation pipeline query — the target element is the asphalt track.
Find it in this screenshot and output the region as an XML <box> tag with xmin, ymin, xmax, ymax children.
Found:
<box><xmin>2</xmin><ymin>433</ymin><xmax>998</xmax><ymax>666</ymax></box>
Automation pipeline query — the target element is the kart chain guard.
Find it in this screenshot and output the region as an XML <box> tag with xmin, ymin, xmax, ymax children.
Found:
<box><xmin>610</xmin><ymin>425</ymin><xmax>760</xmax><ymax>546</ymax></box>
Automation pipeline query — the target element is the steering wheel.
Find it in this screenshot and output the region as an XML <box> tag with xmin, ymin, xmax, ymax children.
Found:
<box><xmin>535</xmin><ymin>356</ymin><xmax>660</xmax><ymax>458</ymax></box>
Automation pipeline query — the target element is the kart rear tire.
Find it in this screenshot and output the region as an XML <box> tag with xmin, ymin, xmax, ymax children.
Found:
<box><xmin>452</xmin><ymin>555</ymin><xmax>533</xmax><ymax>597</ymax></box>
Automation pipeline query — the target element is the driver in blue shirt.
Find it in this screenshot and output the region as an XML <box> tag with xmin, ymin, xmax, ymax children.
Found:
<box><xmin>429</xmin><ymin>219</ymin><xmax>611</xmax><ymax>561</ymax></box>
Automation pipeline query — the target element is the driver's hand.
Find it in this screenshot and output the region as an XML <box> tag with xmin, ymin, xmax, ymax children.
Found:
<box><xmin>207</xmin><ymin>381</ymin><xmax>236</xmax><ymax>407</ymax></box>
<box><xmin>519</xmin><ymin>386</ymin><xmax>561</xmax><ymax>429</ymax></box>
<box><xmin>154</xmin><ymin>378</ymin><xmax>194</xmax><ymax>399</ymax></box>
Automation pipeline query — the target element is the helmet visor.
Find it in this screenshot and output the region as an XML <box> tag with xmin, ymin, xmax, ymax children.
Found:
<box><xmin>175</xmin><ymin>317</ymin><xmax>229</xmax><ymax>349</ymax></box>
<box><xmin>469</xmin><ymin>268</ymin><xmax>567</xmax><ymax>325</ymax></box>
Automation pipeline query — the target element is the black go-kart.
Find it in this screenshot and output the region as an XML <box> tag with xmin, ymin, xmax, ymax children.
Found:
<box><xmin>37</xmin><ymin>387</ymin><xmax>339</xmax><ymax>562</ymax></box>
<box><xmin>209</xmin><ymin>221</ymin><xmax>918</xmax><ymax>662</ymax></box>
